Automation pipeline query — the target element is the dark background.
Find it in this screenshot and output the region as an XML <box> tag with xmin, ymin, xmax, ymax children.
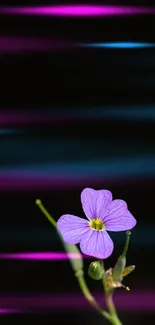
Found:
<box><xmin>0</xmin><ymin>1</ymin><xmax>155</xmax><ymax>324</ymax></box>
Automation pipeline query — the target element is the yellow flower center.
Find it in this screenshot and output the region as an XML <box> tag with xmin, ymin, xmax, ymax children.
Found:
<box><xmin>89</xmin><ymin>218</ymin><xmax>105</xmax><ymax>231</ymax></box>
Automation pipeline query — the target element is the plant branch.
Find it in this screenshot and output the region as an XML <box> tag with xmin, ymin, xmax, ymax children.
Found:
<box><xmin>35</xmin><ymin>199</ymin><xmax>113</xmax><ymax>324</ymax></box>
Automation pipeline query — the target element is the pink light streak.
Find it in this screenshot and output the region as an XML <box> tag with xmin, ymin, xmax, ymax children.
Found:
<box><xmin>0</xmin><ymin>292</ymin><xmax>155</xmax><ymax>311</ymax></box>
<box><xmin>0</xmin><ymin>110</ymin><xmax>70</xmax><ymax>125</ymax></box>
<box><xmin>0</xmin><ymin>308</ymin><xmax>21</xmax><ymax>314</ymax></box>
<box><xmin>0</xmin><ymin>252</ymin><xmax>83</xmax><ymax>260</ymax></box>
<box><xmin>0</xmin><ymin>37</ymin><xmax>71</xmax><ymax>54</ymax></box>
<box><xmin>0</xmin><ymin>5</ymin><xmax>154</xmax><ymax>17</ymax></box>
<box><xmin>0</xmin><ymin>175</ymin><xmax>148</xmax><ymax>191</ymax></box>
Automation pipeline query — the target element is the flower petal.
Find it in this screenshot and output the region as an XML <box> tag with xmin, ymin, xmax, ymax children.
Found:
<box><xmin>81</xmin><ymin>188</ymin><xmax>112</xmax><ymax>220</ymax></box>
<box><xmin>57</xmin><ymin>214</ymin><xmax>89</xmax><ymax>244</ymax></box>
<box><xmin>80</xmin><ymin>229</ymin><xmax>114</xmax><ymax>259</ymax></box>
<box><xmin>104</xmin><ymin>200</ymin><xmax>137</xmax><ymax>231</ymax></box>
<box><xmin>96</xmin><ymin>190</ymin><xmax>113</xmax><ymax>220</ymax></box>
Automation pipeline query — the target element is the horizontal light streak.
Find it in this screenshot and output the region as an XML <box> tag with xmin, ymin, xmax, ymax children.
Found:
<box><xmin>0</xmin><ymin>252</ymin><xmax>82</xmax><ymax>260</ymax></box>
<box><xmin>0</xmin><ymin>292</ymin><xmax>154</xmax><ymax>311</ymax></box>
<box><xmin>0</xmin><ymin>128</ymin><xmax>22</xmax><ymax>135</ymax></box>
<box><xmin>0</xmin><ymin>5</ymin><xmax>154</xmax><ymax>17</ymax></box>
<box><xmin>1</xmin><ymin>107</ymin><xmax>155</xmax><ymax>125</ymax></box>
<box><xmin>0</xmin><ymin>37</ymin><xmax>72</xmax><ymax>54</ymax></box>
<box><xmin>4</xmin><ymin>227</ymin><xmax>155</xmax><ymax>246</ymax></box>
<box><xmin>0</xmin><ymin>110</ymin><xmax>68</xmax><ymax>125</ymax></box>
<box><xmin>0</xmin><ymin>308</ymin><xmax>20</xmax><ymax>314</ymax></box>
<box><xmin>0</xmin><ymin>38</ymin><xmax>154</xmax><ymax>54</ymax></box>
<box><xmin>83</xmin><ymin>42</ymin><xmax>155</xmax><ymax>48</ymax></box>
<box><xmin>0</xmin><ymin>156</ymin><xmax>155</xmax><ymax>190</ymax></box>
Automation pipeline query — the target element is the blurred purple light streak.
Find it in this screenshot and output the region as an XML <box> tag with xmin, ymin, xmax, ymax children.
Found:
<box><xmin>0</xmin><ymin>175</ymin><xmax>137</xmax><ymax>191</ymax></box>
<box><xmin>0</xmin><ymin>292</ymin><xmax>155</xmax><ymax>312</ymax></box>
<box><xmin>0</xmin><ymin>38</ymin><xmax>154</xmax><ymax>55</ymax></box>
<box><xmin>0</xmin><ymin>252</ymin><xmax>82</xmax><ymax>260</ymax></box>
<box><xmin>0</xmin><ymin>308</ymin><xmax>21</xmax><ymax>314</ymax></box>
<box><xmin>0</xmin><ymin>37</ymin><xmax>71</xmax><ymax>54</ymax></box>
<box><xmin>0</xmin><ymin>5</ymin><xmax>154</xmax><ymax>17</ymax></box>
<box><xmin>0</xmin><ymin>110</ymin><xmax>69</xmax><ymax>125</ymax></box>
<box><xmin>0</xmin><ymin>156</ymin><xmax>155</xmax><ymax>191</ymax></box>
<box><xmin>1</xmin><ymin>108</ymin><xmax>155</xmax><ymax>126</ymax></box>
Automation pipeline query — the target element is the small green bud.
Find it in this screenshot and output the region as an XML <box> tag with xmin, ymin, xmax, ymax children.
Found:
<box><xmin>88</xmin><ymin>261</ymin><xmax>104</xmax><ymax>280</ymax></box>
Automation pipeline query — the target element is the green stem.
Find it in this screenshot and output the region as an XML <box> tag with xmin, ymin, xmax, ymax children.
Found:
<box><xmin>101</xmin><ymin>261</ymin><xmax>123</xmax><ymax>325</ymax></box>
<box><xmin>122</xmin><ymin>231</ymin><xmax>131</xmax><ymax>259</ymax></box>
<box><xmin>76</xmin><ymin>273</ymin><xmax>112</xmax><ymax>322</ymax></box>
<box><xmin>35</xmin><ymin>199</ymin><xmax>56</xmax><ymax>228</ymax></box>
<box><xmin>105</xmin><ymin>293</ymin><xmax>123</xmax><ymax>325</ymax></box>
<box><xmin>35</xmin><ymin>199</ymin><xmax>112</xmax><ymax>323</ymax></box>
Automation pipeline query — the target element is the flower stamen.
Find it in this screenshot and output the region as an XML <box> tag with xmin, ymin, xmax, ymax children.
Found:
<box><xmin>89</xmin><ymin>218</ymin><xmax>105</xmax><ymax>231</ymax></box>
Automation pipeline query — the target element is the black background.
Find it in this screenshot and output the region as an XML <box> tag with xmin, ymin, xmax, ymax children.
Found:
<box><xmin>0</xmin><ymin>1</ymin><xmax>155</xmax><ymax>324</ymax></box>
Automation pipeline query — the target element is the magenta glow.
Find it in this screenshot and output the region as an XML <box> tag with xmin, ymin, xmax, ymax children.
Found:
<box><xmin>0</xmin><ymin>37</ymin><xmax>71</xmax><ymax>54</ymax></box>
<box><xmin>0</xmin><ymin>292</ymin><xmax>155</xmax><ymax>311</ymax></box>
<box><xmin>0</xmin><ymin>110</ymin><xmax>69</xmax><ymax>125</ymax></box>
<box><xmin>0</xmin><ymin>5</ymin><xmax>154</xmax><ymax>17</ymax></box>
<box><xmin>0</xmin><ymin>252</ymin><xmax>83</xmax><ymax>260</ymax></box>
<box><xmin>0</xmin><ymin>308</ymin><xmax>20</xmax><ymax>314</ymax></box>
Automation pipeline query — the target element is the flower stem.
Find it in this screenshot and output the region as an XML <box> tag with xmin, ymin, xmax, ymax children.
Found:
<box><xmin>35</xmin><ymin>199</ymin><xmax>57</xmax><ymax>228</ymax></box>
<box><xmin>122</xmin><ymin>231</ymin><xmax>131</xmax><ymax>258</ymax></box>
<box><xmin>35</xmin><ymin>199</ymin><xmax>112</xmax><ymax>323</ymax></box>
<box><xmin>105</xmin><ymin>293</ymin><xmax>123</xmax><ymax>325</ymax></box>
<box><xmin>76</xmin><ymin>271</ymin><xmax>112</xmax><ymax>322</ymax></box>
<box><xmin>101</xmin><ymin>261</ymin><xmax>123</xmax><ymax>325</ymax></box>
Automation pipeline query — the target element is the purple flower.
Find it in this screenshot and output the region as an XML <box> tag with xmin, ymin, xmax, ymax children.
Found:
<box><xmin>57</xmin><ymin>188</ymin><xmax>137</xmax><ymax>259</ymax></box>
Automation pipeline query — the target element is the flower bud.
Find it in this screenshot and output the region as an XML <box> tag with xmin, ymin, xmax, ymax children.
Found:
<box><xmin>106</xmin><ymin>268</ymin><xmax>130</xmax><ymax>291</ymax></box>
<box><xmin>88</xmin><ymin>261</ymin><xmax>104</xmax><ymax>280</ymax></box>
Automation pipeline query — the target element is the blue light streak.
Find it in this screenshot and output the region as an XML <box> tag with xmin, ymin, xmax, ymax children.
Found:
<box><xmin>0</xmin><ymin>128</ymin><xmax>22</xmax><ymax>135</ymax></box>
<box><xmin>81</xmin><ymin>42</ymin><xmax>155</xmax><ymax>49</ymax></box>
